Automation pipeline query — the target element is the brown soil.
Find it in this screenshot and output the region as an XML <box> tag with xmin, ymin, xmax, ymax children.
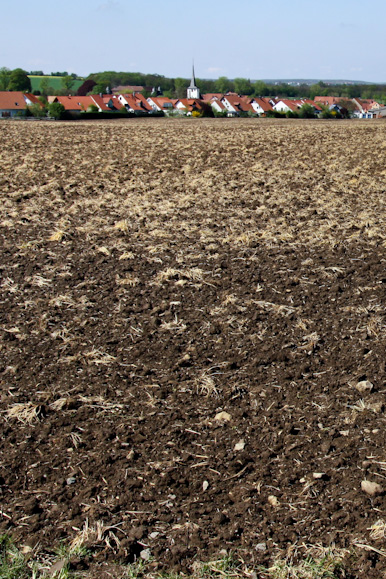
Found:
<box><xmin>2</xmin><ymin>118</ymin><xmax>386</xmax><ymax>577</ymax></box>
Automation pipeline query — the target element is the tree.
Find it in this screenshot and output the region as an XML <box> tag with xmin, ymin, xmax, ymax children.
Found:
<box><xmin>253</xmin><ymin>80</ymin><xmax>269</xmax><ymax>96</ymax></box>
<box><xmin>234</xmin><ymin>78</ymin><xmax>253</xmax><ymax>95</ymax></box>
<box><xmin>0</xmin><ymin>67</ymin><xmax>11</xmax><ymax>90</ymax></box>
<box><xmin>174</xmin><ymin>77</ymin><xmax>187</xmax><ymax>98</ymax></box>
<box><xmin>77</xmin><ymin>79</ymin><xmax>97</xmax><ymax>96</ymax></box>
<box><xmin>61</xmin><ymin>74</ymin><xmax>76</xmax><ymax>94</ymax></box>
<box><xmin>215</xmin><ymin>76</ymin><xmax>232</xmax><ymax>94</ymax></box>
<box><xmin>8</xmin><ymin>68</ymin><xmax>31</xmax><ymax>92</ymax></box>
<box><xmin>91</xmin><ymin>83</ymin><xmax>108</xmax><ymax>95</ymax></box>
<box><xmin>298</xmin><ymin>103</ymin><xmax>316</xmax><ymax>118</ymax></box>
<box><xmin>48</xmin><ymin>102</ymin><xmax>65</xmax><ymax>119</ymax></box>
<box><xmin>28</xmin><ymin>103</ymin><xmax>47</xmax><ymax>118</ymax></box>
<box><xmin>39</xmin><ymin>77</ymin><xmax>55</xmax><ymax>97</ymax></box>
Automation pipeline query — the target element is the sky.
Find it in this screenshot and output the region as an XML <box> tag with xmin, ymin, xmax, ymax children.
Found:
<box><xmin>2</xmin><ymin>0</ymin><xmax>386</xmax><ymax>83</ymax></box>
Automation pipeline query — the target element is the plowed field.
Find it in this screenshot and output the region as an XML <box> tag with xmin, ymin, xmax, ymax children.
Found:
<box><xmin>2</xmin><ymin>118</ymin><xmax>386</xmax><ymax>577</ymax></box>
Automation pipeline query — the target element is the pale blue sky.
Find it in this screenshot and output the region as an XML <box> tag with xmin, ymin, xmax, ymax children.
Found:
<box><xmin>2</xmin><ymin>0</ymin><xmax>386</xmax><ymax>82</ymax></box>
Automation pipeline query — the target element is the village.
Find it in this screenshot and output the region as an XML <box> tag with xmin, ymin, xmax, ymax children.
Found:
<box><xmin>0</xmin><ymin>69</ymin><xmax>386</xmax><ymax>119</ymax></box>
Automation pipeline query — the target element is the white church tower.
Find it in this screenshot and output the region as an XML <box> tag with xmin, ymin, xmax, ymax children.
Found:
<box><xmin>187</xmin><ymin>64</ymin><xmax>201</xmax><ymax>99</ymax></box>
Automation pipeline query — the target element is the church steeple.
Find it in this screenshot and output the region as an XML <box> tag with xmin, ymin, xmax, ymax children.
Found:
<box><xmin>187</xmin><ymin>63</ymin><xmax>200</xmax><ymax>99</ymax></box>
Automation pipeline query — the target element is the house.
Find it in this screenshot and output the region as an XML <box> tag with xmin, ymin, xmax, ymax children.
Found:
<box><xmin>273</xmin><ymin>99</ymin><xmax>321</xmax><ymax>114</ymax></box>
<box><xmin>249</xmin><ymin>97</ymin><xmax>273</xmax><ymax>116</ymax></box>
<box><xmin>102</xmin><ymin>94</ymin><xmax>123</xmax><ymax>111</ymax></box>
<box><xmin>352</xmin><ymin>98</ymin><xmax>381</xmax><ymax>118</ymax></box>
<box><xmin>273</xmin><ymin>99</ymin><xmax>301</xmax><ymax>113</ymax></box>
<box><xmin>221</xmin><ymin>94</ymin><xmax>255</xmax><ymax>116</ymax></box>
<box><xmin>202</xmin><ymin>93</ymin><xmax>223</xmax><ymax>102</ymax></box>
<box><xmin>210</xmin><ymin>99</ymin><xmax>227</xmax><ymax>114</ymax></box>
<box><xmin>118</xmin><ymin>93</ymin><xmax>148</xmax><ymax>113</ymax></box>
<box><xmin>49</xmin><ymin>95</ymin><xmax>110</xmax><ymax>113</ymax></box>
<box><xmin>314</xmin><ymin>96</ymin><xmax>346</xmax><ymax>107</ymax></box>
<box><xmin>87</xmin><ymin>95</ymin><xmax>112</xmax><ymax>112</ymax></box>
<box><xmin>147</xmin><ymin>96</ymin><xmax>175</xmax><ymax>113</ymax></box>
<box><xmin>368</xmin><ymin>106</ymin><xmax>386</xmax><ymax>118</ymax></box>
<box><xmin>133</xmin><ymin>93</ymin><xmax>153</xmax><ymax>112</ymax></box>
<box><xmin>112</xmin><ymin>85</ymin><xmax>147</xmax><ymax>94</ymax></box>
<box><xmin>301</xmin><ymin>99</ymin><xmax>322</xmax><ymax>113</ymax></box>
<box><xmin>0</xmin><ymin>91</ymin><xmax>41</xmax><ymax>117</ymax></box>
<box><xmin>174</xmin><ymin>98</ymin><xmax>208</xmax><ymax>115</ymax></box>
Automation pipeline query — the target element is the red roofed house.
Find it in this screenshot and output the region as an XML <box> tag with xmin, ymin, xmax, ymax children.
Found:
<box><xmin>301</xmin><ymin>99</ymin><xmax>322</xmax><ymax>112</ymax></box>
<box><xmin>202</xmin><ymin>93</ymin><xmax>223</xmax><ymax>102</ymax></box>
<box><xmin>174</xmin><ymin>98</ymin><xmax>208</xmax><ymax>115</ymax></box>
<box><xmin>146</xmin><ymin>96</ymin><xmax>175</xmax><ymax>114</ymax></box>
<box><xmin>221</xmin><ymin>94</ymin><xmax>255</xmax><ymax>115</ymax></box>
<box><xmin>47</xmin><ymin>94</ymin><xmax>112</xmax><ymax>114</ymax></box>
<box><xmin>119</xmin><ymin>93</ymin><xmax>152</xmax><ymax>113</ymax></box>
<box><xmin>50</xmin><ymin>95</ymin><xmax>111</xmax><ymax>113</ymax></box>
<box><xmin>112</xmin><ymin>85</ymin><xmax>145</xmax><ymax>94</ymax></box>
<box><xmin>89</xmin><ymin>95</ymin><xmax>112</xmax><ymax>112</ymax></box>
<box><xmin>352</xmin><ymin>98</ymin><xmax>381</xmax><ymax>118</ymax></box>
<box><xmin>133</xmin><ymin>93</ymin><xmax>153</xmax><ymax>112</ymax></box>
<box><xmin>249</xmin><ymin>97</ymin><xmax>273</xmax><ymax>116</ymax></box>
<box><xmin>210</xmin><ymin>99</ymin><xmax>227</xmax><ymax>114</ymax></box>
<box><xmin>103</xmin><ymin>94</ymin><xmax>123</xmax><ymax>111</ymax></box>
<box><xmin>314</xmin><ymin>96</ymin><xmax>346</xmax><ymax>106</ymax></box>
<box><xmin>0</xmin><ymin>92</ymin><xmax>41</xmax><ymax>117</ymax></box>
<box><xmin>273</xmin><ymin>99</ymin><xmax>302</xmax><ymax>113</ymax></box>
<box><xmin>273</xmin><ymin>99</ymin><xmax>322</xmax><ymax>114</ymax></box>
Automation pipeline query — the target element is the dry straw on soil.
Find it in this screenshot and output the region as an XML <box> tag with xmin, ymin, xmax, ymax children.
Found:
<box><xmin>2</xmin><ymin>119</ymin><xmax>386</xmax><ymax>578</ymax></box>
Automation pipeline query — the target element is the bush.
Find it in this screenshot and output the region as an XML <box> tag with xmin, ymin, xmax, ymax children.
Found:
<box><xmin>87</xmin><ymin>104</ymin><xmax>99</xmax><ymax>113</ymax></box>
<box><xmin>27</xmin><ymin>103</ymin><xmax>47</xmax><ymax>118</ymax></box>
<box><xmin>266</xmin><ymin>109</ymin><xmax>286</xmax><ymax>118</ymax></box>
<box><xmin>298</xmin><ymin>103</ymin><xmax>316</xmax><ymax>118</ymax></box>
<box><xmin>48</xmin><ymin>102</ymin><xmax>66</xmax><ymax>120</ymax></box>
<box><xmin>286</xmin><ymin>110</ymin><xmax>299</xmax><ymax>118</ymax></box>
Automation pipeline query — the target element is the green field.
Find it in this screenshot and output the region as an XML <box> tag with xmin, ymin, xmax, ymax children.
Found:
<box><xmin>28</xmin><ymin>75</ymin><xmax>84</xmax><ymax>93</ymax></box>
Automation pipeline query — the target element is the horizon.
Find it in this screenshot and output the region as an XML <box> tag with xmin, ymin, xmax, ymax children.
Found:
<box><xmin>23</xmin><ymin>73</ymin><xmax>385</xmax><ymax>87</ymax></box>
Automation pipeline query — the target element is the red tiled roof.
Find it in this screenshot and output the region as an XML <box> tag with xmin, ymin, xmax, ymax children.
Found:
<box><xmin>276</xmin><ymin>99</ymin><xmax>300</xmax><ymax>111</ymax></box>
<box><xmin>301</xmin><ymin>99</ymin><xmax>322</xmax><ymax>111</ymax></box>
<box><xmin>132</xmin><ymin>93</ymin><xmax>152</xmax><ymax>111</ymax></box>
<box><xmin>211</xmin><ymin>100</ymin><xmax>227</xmax><ymax>110</ymax></box>
<box><xmin>0</xmin><ymin>91</ymin><xmax>32</xmax><ymax>110</ymax></box>
<box><xmin>54</xmin><ymin>96</ymin><xmax>98</xmax><ymax>111</ymax></box>
<box><xmin>148</xmin><ymin>97</ymin><xmax>175</xmax><ymax>110</ymax></box>
<box><xmin>103</xmin><ymin>95</ymin><xmax>122</xmax><ymax>111</ymax></box>
<box><xmin>90</xmin><ymin>95</ymin><xmax>111</xmax><ymax>111</ymax></box>
<box><xmin>314</xmin><ymin>96</ymin><xmax>346</xmax><ymax>106</ymax></box>
<box><xmin>119</xmin><ymin>94</ymin><xmax>144</xmax><ymax>112</ymax></box>
<box><xmin>251</xmin><ymin>97</ymin><xmax>273</xmax><ymax>112</ymax></box>
<box><xmin>202</xmin><ymin>93</ymin><xmax>223</xmax><ymax>101</ymax></box>
<box><xmin>354</xmin><ymin>98</ymin><xmax>381</xmax><ymax>112</ymax></box>
<box><xmin>112</xmin><ymin>85</ymin><xmax>144</xmax><ymax>94</ymax></box>
<box><xmin>177</xmin><ymin>98</ymin><xmax>206</xmax><ymax>112</ymax></box>
<box><xmin>223</xmin><ymin>94</ymin><xmax>254</xmax><ymax>112</ymax></box>
<box><xmin>24</xmin><ymin>93</ymin><xmax>42</xmax><ymax>105</ymax></box>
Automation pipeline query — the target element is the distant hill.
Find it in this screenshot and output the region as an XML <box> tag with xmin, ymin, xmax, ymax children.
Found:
<box><xmin>260</xmin><ymin>79</ymin><xmax>380</xmax><ymax>86</ymax></box>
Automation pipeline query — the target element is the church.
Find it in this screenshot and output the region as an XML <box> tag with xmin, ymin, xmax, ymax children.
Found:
<box><xmin>187</xmin><ymin>65</ymin><xmax>201</xmax><ymax>100</ymax></box>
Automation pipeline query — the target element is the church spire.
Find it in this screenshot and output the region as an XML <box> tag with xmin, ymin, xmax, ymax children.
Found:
<box><xmin>189</xmin><ymin>63</ymin><xmax>196</xmax><ymax>88</ymax></box>
<box><xmin>187</xmin><ymin>62</ymin><xmax>200</xmax><ymax>99</ymax></box>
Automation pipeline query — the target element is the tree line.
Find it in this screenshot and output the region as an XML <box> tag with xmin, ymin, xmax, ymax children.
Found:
<box><xmin>2</xmin><ymin>67</ymin><xmax>386</xmax><ymax>103</ymax></box>
<box><xmin>83</xmin><ymin>73</ymin><xmax>386</xmax><ymax>102</ymax></box>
